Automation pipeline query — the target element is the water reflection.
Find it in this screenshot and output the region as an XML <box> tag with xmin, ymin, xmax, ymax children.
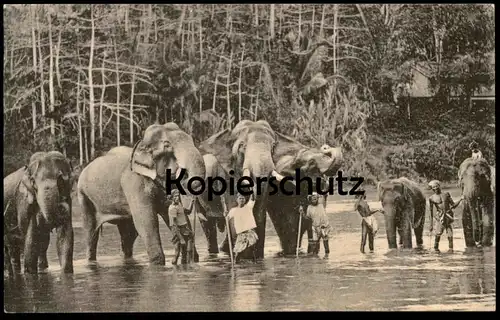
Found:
<box><xmin>4</xmin><ymin>209</ymin><xmax>495</xmax><ymax>312</ymax></box>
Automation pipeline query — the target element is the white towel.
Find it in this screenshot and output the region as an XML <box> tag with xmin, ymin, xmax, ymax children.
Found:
<box><xmin>363</xmin><ymin>215</ymin><xmax>379</xmax><ymax>235</ymax></box>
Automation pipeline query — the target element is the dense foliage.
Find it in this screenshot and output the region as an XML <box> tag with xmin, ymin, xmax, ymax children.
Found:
<box><xmin>3</xmin><ymin>4</ymin><xmax>495</xmax><ymax>184</ymax></box>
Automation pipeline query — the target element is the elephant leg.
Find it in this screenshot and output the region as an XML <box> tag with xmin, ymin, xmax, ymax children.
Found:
<box><xmin>117</xmin><ymin>220</ymin><xmax>138</xmax><ymax>259</ymax></box>
<box><xmin>80</xmin><ymin>191</ymin><xmax>99</xmax><ymax>261</ymax></box>
<box><xmin>129</xmin><ymin>204</ymin><xmax>165</xmax><ymax>265</ymax></box>
<box><xmin>360</xmin><ymin>222</ymin><xmax>368</xmax><ymax>254</ymax></box>
<box><xmin>414</xmin><ymin>222</ymin><xmax>424</xmax><ymax>250</ymax></box>
<box><xmin>401</xmin><ymin>213</ymin><xmax>413</xmax><ymax>249</ymax></box>
<box><xmin>481</xmin><ymin>200</ymin><xmax>494</xmax><ymax>247</ymax></box>
<box><xmin>37</xmin><ymin>221</ymin><xmax>51</xmax><ymax>271</ymax></box>
<box><xmin>56</xmin><ymin>218</ymin><xmax>74</xmax><ymax>273</ymax></box>
<box><xmin>23</xmin><ymin>215</ymin><xmax>40</xmax><ymax>274</ymax></box>
<box><xmin>384</xmin><ymin>214</ymin><xmax>398</xmax><ymax>249</ymax></box>
<box><xmin>200</xmin><ymin>218</ymin><xmax>219</xmax><ymax>254</ymax></box>
<box><xmin>253</xmin><ymin>210</ymin><xmax>267</xmax><ymax>260</ymax></box>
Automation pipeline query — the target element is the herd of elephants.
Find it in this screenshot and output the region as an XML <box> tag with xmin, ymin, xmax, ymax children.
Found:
<box><xmin>3</xmin><ymin>120</ymin><xmax>496</xmax><ymax>276</ymax></box>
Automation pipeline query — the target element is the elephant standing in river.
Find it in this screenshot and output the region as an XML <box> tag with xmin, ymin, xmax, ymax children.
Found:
<box><xmin>458</xmin><ymin>158</ymin><xmax>494</xmax><ymax>248</ymax></box>
<box><xmin>77</xmin><ymin>123</ymin><xmax>206</xmax><ymax>265</ymax></box>
<box><xmin>198</xmin><ymin>120</ymin><xmax>343</xmax><ymax>258</ymax></box>
<box><xmin>4</xmin><ymin>151</ymin><xmax>74</xmax><ymax>275</ymax></box>
<box><xmin>377</xmin><ymin>177</ymin><xmax>426</xmax><ymax>250</ymax></box>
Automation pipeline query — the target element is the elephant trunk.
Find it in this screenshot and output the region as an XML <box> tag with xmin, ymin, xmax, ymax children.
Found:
<box><xmin>36</xmin><ymin>180</ymin><xmax>60</xmax><ymax>226</ymax></box>
<box><xmin>173</xmin><ymin>145</ymin><xmax>207</xmax><ymax>209</ymax></box>
<box><xmin>242</xmin><ymin>142</ymin><xmax>277</xmax><ymax>195</ymax></box>
<box><xmin>383</xmin><ymin>206</ymin><xmax>398</xmax><ymax>249</ymax></box>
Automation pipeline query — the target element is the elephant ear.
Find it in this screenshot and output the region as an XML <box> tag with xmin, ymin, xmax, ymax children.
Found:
<box><xmin>400</xmin><ymin>182</ymin><xmax>410</xmax><ymax>202</ymax></box>
<box><xmin>377</xmin><ymin>180</ymin><xmax>395</xmax><ymax>202</ymax></box>
<box><xmin>19</xmin><ymin>167</ymin><xmax>36</xmax><ymax>205</ymax></box>
<box><xmin>198</xmin><ymin>129</ymin><xmax>235</xmax><ymax>173</ymax></box>
<box><xmin>130</xmin><ymin>125</ymin><xmax>176</xmax><ymax>181</ymax></box>
<box><xmin>272</xmin><ymin>132</ymin><xmax>307</xmax><ymax>174</ymax></box>
<box><xmin>130</xmin><ymin>140</ymin><xmax>158</xmax><ymax>180</ymax></box>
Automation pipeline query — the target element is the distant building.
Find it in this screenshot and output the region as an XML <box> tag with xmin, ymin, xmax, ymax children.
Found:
<box><xmin>403</xmin><ymin>55</ymin><xmax>495</xmax><ymax>101</ymax></box>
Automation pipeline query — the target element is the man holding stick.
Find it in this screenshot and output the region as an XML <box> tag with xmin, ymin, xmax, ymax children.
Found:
<box><xmin>428</xmin><ymin>180</ymin><xmax>463</xmax><ymax>253</ymax></box>
<box><xmin>169</xmin><ymin>189</ymin><xmax>196</xmax><ymax>265</ymax></box>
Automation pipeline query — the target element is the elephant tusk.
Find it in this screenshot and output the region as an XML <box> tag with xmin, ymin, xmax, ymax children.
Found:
<box><xmin>271</xmin><ymin>170</ymin><xmax>296</xmax><ymax>186</ymax></box>
<box><xmin>271</xmin><ymin>169</ymin><xmax>285</xmax><ymax>181</ymax></box>
<box><xmin>242</xmin><ymin>168</ymin><xmax>251</xmax><ymax>178</ymax></box>
<box><xmin>175</xmin><ymin>167</ymin><xmax>182</xmax><ymax>179</ymax></box>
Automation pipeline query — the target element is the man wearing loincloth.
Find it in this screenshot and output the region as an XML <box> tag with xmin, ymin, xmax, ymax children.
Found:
<box><xmin>300</xmin><ymin>192</ymin><xmax>331</xmax><ymax>255</ymax></box>
<box><xmin>169</xmin><ymin>189</ymin><xmax>195</xmax><ymax>265</ymax></box>
<box><xmin>226</xmin><ymin>192</ymin><xmax>258</xmax><ymax>263</ymax></box>
<box><xmin>428</xmin><ymin>180</ymin><xmax>463</xmax><ymax>253</ymax></box>
<box><xmin>354</xmin><ymin>192</ymin><xmax>382</xmax><ymax>254</ymax></box>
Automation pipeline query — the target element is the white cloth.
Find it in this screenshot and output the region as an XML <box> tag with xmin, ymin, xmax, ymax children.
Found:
<box><xmin>363</xmin><ymin>215</ymin><xmax>379</xmax><ymax>235</ymax></box>
<box><xmin>227</xmin><ymin>200</ymin><xmax>256</xmax><ymax>234</ymax></box>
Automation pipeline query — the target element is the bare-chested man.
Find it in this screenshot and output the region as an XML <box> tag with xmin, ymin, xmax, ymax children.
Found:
<box><xmin>428</xmin><ymin>180</ymin><xmax>463</xmax><ymax>253</ymax></box>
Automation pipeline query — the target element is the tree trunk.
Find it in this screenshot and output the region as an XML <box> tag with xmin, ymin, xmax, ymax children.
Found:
<box><xmin>30</xmin><ymin>6</ymin><xmax>37</xmax><ymax>138</ymax></box>
<box><xmin>269</xmin><ymin>4</ymin><xmax>275</xmax><ymax>39</ymax></box>
<box><xmin>114</xmin><ymin>38</ymin><xmax>121</xmax><ymax>146</ymax></box>
<box><xmin>130</xmin><ymin>68</ymin><xmax>136</xmax><ymax>144</ymax></box>
<box><xmin>88</xmin><ymin>5</ymin><xmax>96</xmax><ymax>159</ymax></box>
<box><xmin>99</xmin><ymin>57</ymin><xmax>105</xmax><ymax>142</ymax></box>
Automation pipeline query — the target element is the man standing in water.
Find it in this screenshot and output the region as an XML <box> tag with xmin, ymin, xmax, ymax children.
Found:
<box><xmin>300</xmin><ymin>192</ymin><xmax>331</xmax><ymax>255</ymax></box>
<box><xmin>169</xmin><ymin>189</ymin><xmax>195</xmax><ymax>265</ymax></box>
<box><xmin>428</xmin><ymin>180</ymin><xmax>463</xmax><ymax>253</ymax></box>
<box><xmin>226</xmin><ymin>192</ymin><xmax>258</xmax><ymax>263</ymax></box>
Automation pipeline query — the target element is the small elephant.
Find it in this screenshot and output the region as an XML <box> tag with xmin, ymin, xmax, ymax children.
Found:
<box><xmin>3</xmin><ymin>151</ymin><xmax>74</xmax><ymax>275</ymax></box>
<box><xmin>77</xmin><ymin>123</ymin><xmax>206</xmax><ymax>266</ymax></box>
<box><xmin>377</xmin><ymin>177</ymin><xmax>426</xmax><ymax>250</ymax></box>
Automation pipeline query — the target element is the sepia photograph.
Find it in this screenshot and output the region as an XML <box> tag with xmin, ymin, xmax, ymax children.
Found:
<box><xmin>3</xmin><ymin>3</ymin><xmax>495</xmax><ymax>312</ymax></box>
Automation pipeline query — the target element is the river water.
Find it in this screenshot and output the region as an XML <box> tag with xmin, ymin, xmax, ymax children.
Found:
<box><xmin>4</xmin><ymin>188</ymin><xmax>496</xmax><ymax>312</ymax></box>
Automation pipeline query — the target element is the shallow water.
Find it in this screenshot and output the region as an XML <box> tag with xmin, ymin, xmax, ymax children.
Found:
<box><xmin>4</xmin><ymin>189</ymin><xmax>496</xmax><ymax>312</ymax></box>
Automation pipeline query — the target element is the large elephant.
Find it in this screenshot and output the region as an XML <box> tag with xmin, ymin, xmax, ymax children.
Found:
<box><xmin>77</xmin><ymin>123</ymin><xmax>206</xmax><ymax>266</ymax></box>
<box><xmin>198</xmin><ymin>120</ymin><xmax>342</xmax><ymax>258</ymax></box>
<box><xmin>377</xmin><ymin>177</ymin><xmax>426</xmax><ymax>250</ymax></box>
<box><xmin>3</xmin><ymin>151</ymin><xmax>74</xmax><ymax>275</ymax></box>
<box><xmin>458</xmin><ymin>158</ymin><xmax>494</xmax><ymax>248</ymax></box>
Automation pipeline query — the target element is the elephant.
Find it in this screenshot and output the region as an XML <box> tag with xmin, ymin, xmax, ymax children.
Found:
<box><xmin>3</xmin><ymin>151</ymin><xmax>74</xmax><ymax>275</ymax></box>
<box><xmin>77</xmin><ymin>122</ymin><xmax>206</xmax><ymax>266</ymax></box>
<box><xmin>377</xmin><ymin>177</ymin><xmax>426</xmax><ymax>250</ymax></box>
<box><xmin>458</xmin><ymin>157</ymin><xmax>494</xmax><ymax>248</ymax></box>
<box><xmin>198</xmin><ymin>120</ymin><xmax>343</xmax><ymax>258</ymax></box>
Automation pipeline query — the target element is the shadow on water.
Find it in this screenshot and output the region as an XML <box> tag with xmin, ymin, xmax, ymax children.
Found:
<box><xmin>4</xmin><ymin>202</ymin><xmax>496</xmax><ymax>312</ymax></box>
